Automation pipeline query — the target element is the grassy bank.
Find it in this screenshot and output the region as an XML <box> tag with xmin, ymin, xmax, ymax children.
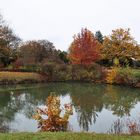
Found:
<box><xmin>0</xmin><ymin>132</ymin><xmax>140</xmax><ymax>140</ymax></box>
<box><xmin>0</xmin><ymin>72</ymin><xmax>46</xmax><ymax>84</ymax></box>
<box><xmin>0</xmin><ymin>67</ymin><xmax>140</xmax><ymax>87</ymax></box>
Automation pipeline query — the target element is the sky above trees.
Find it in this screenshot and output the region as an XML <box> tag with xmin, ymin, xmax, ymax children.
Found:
<box><xmin>0</xmin><ymin>0</ymin><xmax>140</xmax><ymax>50</ymax></box>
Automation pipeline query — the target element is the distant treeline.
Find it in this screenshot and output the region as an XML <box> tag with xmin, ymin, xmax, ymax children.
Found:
<box><xmin>0</xmin><ymin>13</ymin><xmax>140</xmax><ymax>71</ymax></box>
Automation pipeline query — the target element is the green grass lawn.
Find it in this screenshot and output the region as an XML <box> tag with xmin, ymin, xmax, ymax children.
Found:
<box><xmin>0</xmin><ymin>132</ymin><xmax>140</xmax><ymax>140</ymax></box>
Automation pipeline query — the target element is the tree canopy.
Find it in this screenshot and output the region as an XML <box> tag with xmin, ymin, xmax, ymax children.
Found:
<box><xmin>68</xmin><ymin>28</ymin><xmax>101</xmax><ymax>65</ymax></box>
<box><xmin>102</xmin><ymin>28</ymin><xmax>140</xmax><ymax>60</ymax></box>
<box><xmin>0</xmin><ymin>14</ymin><xmax>21</xmax><ymax>66</ymax></box>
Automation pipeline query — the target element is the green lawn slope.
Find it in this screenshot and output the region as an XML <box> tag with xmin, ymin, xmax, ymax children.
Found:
<box><xmin>0</xmin><ymin>132</ymin><xmax>140</xmax><ymax>140</ymax></box>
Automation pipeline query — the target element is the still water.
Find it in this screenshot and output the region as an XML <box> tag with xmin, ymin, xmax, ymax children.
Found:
<box><xmin>0</xmin><ymin>83</ymin><xmax>140</xmax><ymax>133</ymax></box>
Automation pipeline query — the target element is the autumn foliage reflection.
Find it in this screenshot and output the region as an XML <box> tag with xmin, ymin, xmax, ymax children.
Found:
<box><xmin>33</xmin><ymin>94</ymin><xmax>73</xmax><ymax>132</ymax></box>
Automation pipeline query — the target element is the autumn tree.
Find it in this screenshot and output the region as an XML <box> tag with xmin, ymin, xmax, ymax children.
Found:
<box><xmin>0</xmin><ymin>14</ymin><xmax>20</xmax><ymax>66</ymax></box>
<box><xmin>20</xmin><ymin>40</ymin><xmax>50</xmax><ymax>65</ymax></box>
<box><xmin>102</xmin><ymin>28</ymin><xmax>140</xmax><ymax>66</ymax></box>
<box><xmin>33</xmin><ymin>94</ymin><xmax>73</xmax><ymax>132</ymax></box>
<box><xmin>19</xmin><ymin>40</ymin><xmax>63</xmax><ymax>66</ymax></box>
<box><xmin>68</xmin><ymin>28</ymin><xmax>101</xmax><ymax>65</ymax></box>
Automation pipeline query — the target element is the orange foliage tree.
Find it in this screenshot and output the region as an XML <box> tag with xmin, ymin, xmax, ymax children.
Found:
<box><xmin>33</xmin><ymin>94</ymin><xmax>73</xmax><ymax>132</ymax></box>
<box><xmin>68</xmin><ymin>28</ymin><xmax>101</xmax><ymax>65</ymax></box>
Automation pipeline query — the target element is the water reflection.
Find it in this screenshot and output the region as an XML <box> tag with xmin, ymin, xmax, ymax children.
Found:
<box><xmin>0</xmin><ymin>83</ymin><xmax>140</xmax><ymax>132</ymax></box>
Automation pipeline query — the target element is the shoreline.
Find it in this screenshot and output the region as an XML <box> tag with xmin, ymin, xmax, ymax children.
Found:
<box><xmin>0</xmin><ymin>71</ymin><xmax>140</xmax><ymax>88</ymax></box>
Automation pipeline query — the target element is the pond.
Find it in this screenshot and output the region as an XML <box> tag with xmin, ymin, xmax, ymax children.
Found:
<box><xmin>0</xmin><ymin>83</ymin><xmax>140</xmax><ymax>133</ymax></box>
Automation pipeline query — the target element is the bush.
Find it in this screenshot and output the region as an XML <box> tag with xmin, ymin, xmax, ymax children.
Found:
<box><xmin>41</xmin><ymin>63</ymin><xmax>103</xmax><ymax>82</ymax></box>
<box><xmin>33</xmin><ymin>94</ymin><xmax>73</xmax><ymax>132</ymax></box>
<box><xmin>106</xmin><ymin>68</ymin><xmax>117</xmax><ymax>84</ymax></box>
<box><xmin>23</xmin><ymin>65</ymin><xmax>42</xmax><ymax>72</ymax></box>
<box><xmin>115</xmin><ymin>67</ymin><xmax>140</xmax><ymax>86</ymax></box>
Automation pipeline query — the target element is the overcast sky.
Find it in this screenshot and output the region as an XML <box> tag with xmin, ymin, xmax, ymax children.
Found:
<box><xmin>0</xmin><ymin>0</ymin><xmax>140</xmax><ymax>50</ymax></box>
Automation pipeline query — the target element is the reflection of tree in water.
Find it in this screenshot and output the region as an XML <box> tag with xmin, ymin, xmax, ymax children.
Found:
<box><xmin>19</xmin><ymin>83</ymin><xmax>71</xmax><ymax>118</ymax></box>
<box><xmin>0</xmin><ymin>83</ymin><xmax>71</xmax><ymax>132</ymax></box>
<box><xmin>0</xmin><ymin>120</ymin><xmax>8</xmax><ymax>132</ymax></box>
<box><xmin>70</xmin><ymin>84</ymin><xmax>140</xmax><ymax>131</ymax></box>
<box><xmin>77</xmin><ymin>108</ymin><xmax>98</xmax><ymax>131</ymax></box>
<box><xmin>0</xmin><ymin>111</ymin><xmax>9</xmax><ymax>132</ymax></box>
<box><xmin>0</xmin><ymin>87</ymin><xmax>49</xmax><ymax>132</ymax></box>
<box><xmin>104</xmin><ymin>85</ymin><xmax>140</xmax><ymax>117</ymax></box>
<box><xmin>70</xmin><ymin>84</ymin><xmax>105</xmax><ymax>131</ymax></box>
<box><xmin>0</xmin><ymin>83</ymin><xmax>140</xmax><ymax>132</ymax></box>
<box><xmin>0</xmin><ymin>90</ymin><xmax>26</xmax><ymax>132</ymax></box>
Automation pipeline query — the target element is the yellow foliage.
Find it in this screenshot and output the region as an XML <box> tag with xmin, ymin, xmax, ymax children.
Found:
<box><xmin>33</xmin><ymin>94</ymin><xmax>73</xmax><ymax>132</ymax></box>
<box><xmin>102</xmin><ymin>28</ymin><xmax>140</xmax><ymax>60</ymax></box>
<box><xmin>106</xmin><ymin>68</ymin><xmax>117</xmax><ymax>84</ymax></box>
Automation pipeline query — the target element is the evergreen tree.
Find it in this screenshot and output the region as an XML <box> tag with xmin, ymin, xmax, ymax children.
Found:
<box><xmin>95</xmin><ymin>31</ymin><xmax>104</xmax><ymax>44</ymax></box>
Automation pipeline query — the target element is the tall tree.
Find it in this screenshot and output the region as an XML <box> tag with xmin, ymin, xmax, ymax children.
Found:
<box><xmin>95</xmin><ymin>31</ymin><xmax>104</xmax><ymax>44</ymax></box>
<box><xmin>68</xmin><ymin>28</ymin><xmax>101</xmax><ymax>65</ymax></box>
<box><xmin>19</xmin><ymin>40</ymin><xmax>59</xmax><ymax>65</ymax></box>
<box><xmin>0</xmin><ymin>13</ymin><xmax>20</xmax><ymax>66</ymax></box>
<box><xmin>102</xmin><ymin>28</ymin><xmax>140</xmax><ymax>65</ymax></box>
